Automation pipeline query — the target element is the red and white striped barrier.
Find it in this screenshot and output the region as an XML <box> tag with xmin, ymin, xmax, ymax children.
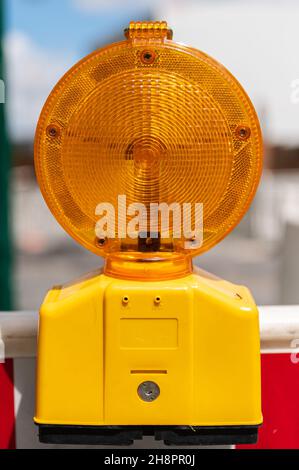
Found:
<box><xmin>1</xmin><ymin>307</ymin><xmax>299</xmax><ymax>449</ymax></box>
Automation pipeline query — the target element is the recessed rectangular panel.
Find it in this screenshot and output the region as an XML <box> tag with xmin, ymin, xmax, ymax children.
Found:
<box><xmin>130</xmin><ymin>370</ymin><xmax>167</xmax><ymax>374</ymax></box>
<box><xmin>120</xmin><ymin>318</ymin><xmax>178</xmax><ymax>349</ymax></box>
<box><xmin>104</xmin><ymin>282</ymin><xmax>193</xmax><ymax>425</ymax></box>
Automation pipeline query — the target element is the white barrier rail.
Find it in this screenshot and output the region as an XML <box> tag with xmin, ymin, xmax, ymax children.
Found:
<box><xmin>0</xmin><ymin>306</ymin><xmax>299</xmax><ymax>359</ymax></box>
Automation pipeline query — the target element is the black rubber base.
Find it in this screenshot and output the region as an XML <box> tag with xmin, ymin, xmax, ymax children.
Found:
<box><xmin>38</xmin><ymin>424</ymin><xmax>259</xmax><ymax>446</ymax></box>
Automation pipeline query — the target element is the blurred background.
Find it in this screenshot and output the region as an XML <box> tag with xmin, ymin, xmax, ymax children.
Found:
<box><xmin>1</xmin><ymin>0</ymin><xmax>299</xmax><ymax>312</ymax></box>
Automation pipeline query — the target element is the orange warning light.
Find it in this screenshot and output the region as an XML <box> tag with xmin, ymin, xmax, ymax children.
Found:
<box><xmin>34</xmin><ymin>21</ymin><xmax>262</xmax><ymax>265</ymax></box>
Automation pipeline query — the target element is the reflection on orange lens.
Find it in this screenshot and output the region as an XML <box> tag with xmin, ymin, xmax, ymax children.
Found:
<box><xmin>34</xmin><ymin>21</ymin><xmax>262</xmax><ymax>260</ymax></box>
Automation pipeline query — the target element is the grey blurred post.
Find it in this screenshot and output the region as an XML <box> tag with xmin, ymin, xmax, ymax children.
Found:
<box><xmin>280</xmin><ymin>222</ymin><xmax>299</xmax><ymax>304</ymax></box>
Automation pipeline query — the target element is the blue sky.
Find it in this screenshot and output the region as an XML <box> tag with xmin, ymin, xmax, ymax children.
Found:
<box><xmin>3</xmin><ymin>0</ymin><xmax>299</xmax><ymax>144</ymax></box>
<box><xmin>5</xmin><ymin>0</ymin><xmax>152</xmax><ymax>57</ymax></box>
<box><xmin>3</xmin><ymin>0</ymin><xmax>155</xmax><ymax>140</ymax></box>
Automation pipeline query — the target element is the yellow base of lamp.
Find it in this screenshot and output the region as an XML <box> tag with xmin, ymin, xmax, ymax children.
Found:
<box><xmin>34</xmin><ymin>264</ymin><xmax>262</xmax><ymax>445</ymax></box>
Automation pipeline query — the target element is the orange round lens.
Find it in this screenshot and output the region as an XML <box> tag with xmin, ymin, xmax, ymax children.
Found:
<box><xmin>34</xmin><ymin>22</ymin><xmax>262</xmax><ymax>259</ymax></box>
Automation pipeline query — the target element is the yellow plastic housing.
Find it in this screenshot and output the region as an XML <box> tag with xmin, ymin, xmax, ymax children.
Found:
<box><xmin>34</xmin><ymin>267</ymin><xmax>262</xmax><ymax>427</ymax></box>
<box><xmin>34</xmin><ymin>21</ymin><xmax>263</xmax><ymax>260</ymax></box>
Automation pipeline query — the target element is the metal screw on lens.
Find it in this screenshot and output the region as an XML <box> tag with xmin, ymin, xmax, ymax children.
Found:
<box><xmin>140</xmin><ymin>49</ymin><xmax>156</xmax><ymax>65</ymax></box>
<box><xmin>137</xmin><ymin>381</ymin><xmax>160</xmax><ymax>402</ymax></box>
<box><xmin>97</xmin><ymin>237</ymin><xmax>107</xmax><ymax>246</ymax></box>
<box><xmin>235</xmin><ymin>124</ymin><xmax>251</xmax><ymax>140</ymax></box>
<box><xmin>46</xmin><ymin>124</ymin><xmax>60</xmax><ymax>138</ymax></box>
